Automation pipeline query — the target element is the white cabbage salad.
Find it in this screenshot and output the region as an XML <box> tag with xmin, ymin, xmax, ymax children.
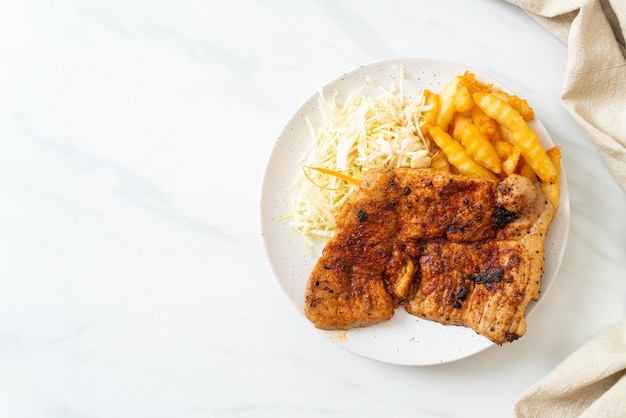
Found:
<box><xmin>290</xmin><ymin>69</ymin><xmax>435</xmax><ymax>247</ymax></box>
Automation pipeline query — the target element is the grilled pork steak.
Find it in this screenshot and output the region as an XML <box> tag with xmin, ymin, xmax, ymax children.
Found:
<box><xmin>304</xmin><ymin>168</ymin><xmax>556</xmax><ymax>344</ymax></box>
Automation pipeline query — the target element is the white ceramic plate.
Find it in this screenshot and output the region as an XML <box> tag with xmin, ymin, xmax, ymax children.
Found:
<box><xmin>260</xmin><ymin>57</ymin><xmax>570</xmax><ymax>366</ymax></box>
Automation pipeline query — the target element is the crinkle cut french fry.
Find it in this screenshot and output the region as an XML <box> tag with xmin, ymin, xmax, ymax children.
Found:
<box><xmin>502</xmin><ymin>145</ymin><xmax>522</xmax><ymax>176</ymax></box>
<box><xmin>422</xmin><ymin>90</ymin><xmax>441</xmax><ymax>125</ymax></box>
<box><xmin>435</xmin><ymin>76</ymin><xmax>462</xmax><ymax>132</ymax></box>
<box><xmin>460</xmin><ymin>71</ymin><xmax>493</xmax><ymax>93</ymax></box>
<box><xmin>546</xmin><ymin>146</ymin><xmax>562</xmax><ymax>174</ymax></box>
<box><xmin>470</xmin><ymin>105</ymin><xmax>498</xmax><ymax>140</ymax></box>
<box><xmin>454</xmin><ymin>85</ymin><xmax>474</xmax><ymax>112</ymax></box>
<box><xmin>542</xmin><ymin>146</ymin><xmax>562</xmax><ymax>208</ymax></box>
<box><xmin>452</xmin><ymin>114</ymin><xmax>502</xmax><ymax>174</ymax></box>
<box><xmin>489</xmin><ymin>89</ymin><xmax>535</xmax><ymax>121</ymax></box>
<box><xmin>519</xmin><ymin>162</ymin><xmax>538</xmax><ymax>182</ymax></box>
<box><xmin>473</xmin><ymin>92</ymin><xmax>558</xmax><ymax>183</ymax></box>
<box><xmin>541</xmin><ymin>182</ymin><xmax>560</xmax><ymax>208</ymax></box>
<box><xmin>494</xmin><ymin>140</ymin><xmax>514</xmax><ymax>159</ymax></box>
<box><xmin>427</xmin><ymin>125</ymin><xmax>498</xmax><ymax>181</ymax></box>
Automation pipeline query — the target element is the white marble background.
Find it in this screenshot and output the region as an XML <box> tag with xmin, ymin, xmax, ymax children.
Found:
<box><xmin>1</xmin><ymin>0</ymin><xmax>625</xmax><ymax>417</ymax></box>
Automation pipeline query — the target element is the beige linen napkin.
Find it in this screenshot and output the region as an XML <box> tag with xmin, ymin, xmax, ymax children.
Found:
<box><xmin>503</xmin><ymin>3</ymin><xmax>626</xmax><ymax>414</ymax></box>
<box><xmin>506</xmin><ymin>0</ymin><xmax>626</xmax><ymax>192</ymax></box>
<box><xmin>514</xmin><ymin>318</ymin><xmax>626</xmax><ymax>417</ymax></box>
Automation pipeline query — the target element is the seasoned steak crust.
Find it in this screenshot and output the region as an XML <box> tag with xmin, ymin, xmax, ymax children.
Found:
<box><xmin>304</xmin><ymin>168</ymin><xmax>556</xmax><ymax>344</ymax></box>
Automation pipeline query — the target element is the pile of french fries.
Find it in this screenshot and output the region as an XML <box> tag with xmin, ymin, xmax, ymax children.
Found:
<box><xmin>421</xmin><ymin>72</ymin><xmax>561</xmax><ymax>208</ymax></box>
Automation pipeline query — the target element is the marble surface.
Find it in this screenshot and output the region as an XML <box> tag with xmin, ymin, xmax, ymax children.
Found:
<box><xmin>1</xmin><ymin>1</ymin><xmax>625</xmax><ymax>417</ymax></box>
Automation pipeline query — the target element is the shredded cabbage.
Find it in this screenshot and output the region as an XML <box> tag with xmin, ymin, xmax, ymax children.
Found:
<box><xmin>289</xmin><ymin>73</ymin><xmax>434</xmax><ymax>247</ymax></box>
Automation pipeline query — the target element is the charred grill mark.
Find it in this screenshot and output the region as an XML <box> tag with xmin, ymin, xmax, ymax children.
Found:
<box><xmin>456</xmin><ymin>282</ymin><xmax>470</xmax><ymax>301</ymax></box>
<box><xmin>497</xmin><ymin>183</ymin><xmax>512</xmax><ymax>195</ymax></box>
<box><xmin>492</xmin><ymin>206</ymin><xmax>519</xmax><ymax>230</ymax></box>
<box><xmin>505</xmin><ymin>332</ymin><xmax>520</xmax><ymax>342</ymax></box>
<box><xmin>465</xmin><ymin>267</ymin><xmax>504</xmax><ymax>285</ymax></box>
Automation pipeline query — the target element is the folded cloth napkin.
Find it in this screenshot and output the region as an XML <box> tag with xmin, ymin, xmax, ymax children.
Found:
<box><xmin>502</xmin><ymin>2</ymin><xmax>626</xmax><ymax>415</ymax></box>
<box><xmin>514</xmin><ymin>318</ymin><xmax>626</xmax><ymax>417</ymax></box>
<box><xmin>506</xmin><ymin>0</ymin><xmax>626</xmax><ymax>192</ymax></box>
